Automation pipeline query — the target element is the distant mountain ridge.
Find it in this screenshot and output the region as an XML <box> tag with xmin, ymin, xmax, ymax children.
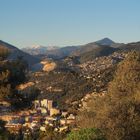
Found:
<box><xmin>77</xmin><ymin>40</ymin><xmax>140</xmax><ymax>63</ymax></box>
<box><xmin>22</xmin><ymin>45</ymin><xmax>79</xmax><ymax>60</ymax></box>
<box><xmin>1</xmin><ymin>38</ymin><xmax>140</xmax><ymax>71</ymax></box>
<box><xmin>20</xmin><ymin>38</ymin><xmax>140</xmax><ymax>62</ymax></box>
<box><xmin>22</xmin><ymin>38</ymin><xmax>117</xmax><ymax>59</ymax></box>
<box><xmin>118</xmin><ymin>42</ymin><xmax>140</xmax><ymax>51</ymax></box>
<box><xmin>70</xmin><ymin>38</ymin><xmax>117</xmax><ymax>57</ymax></box>
<box><xmin>22</xmin><ymin>45</ymin><xmax>59</xmax><ymax>55</ymax></box>
<box><xmin>45</xmin><ymin>46</ymin><xmax>79</xmax><ymax>59</ymax></box>
<box><xmin>95</xmin><ymin>38</ymin><xmax>115</xmax><ymax>46</ymax></box>
<box><xmin>0</xmin><ymin>40</ymin><xmax>40</xmax><ymax>66</ymax></box>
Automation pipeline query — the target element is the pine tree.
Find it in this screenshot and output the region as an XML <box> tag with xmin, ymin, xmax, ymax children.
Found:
<box><xmin>103</xmin><ymin>51</ymin><xmax>140</xmax><ymax>140</ymax></box>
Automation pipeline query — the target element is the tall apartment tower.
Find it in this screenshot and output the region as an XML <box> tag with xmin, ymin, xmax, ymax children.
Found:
<box><xmin>47</xmin><ymin>100</ymin><xmax>53</xmax><ymax>111</ymax></box>
<box><xmin>41</xmin><ymin>99</ymin><xmax>48</xmax><ymax>108</ymax></box>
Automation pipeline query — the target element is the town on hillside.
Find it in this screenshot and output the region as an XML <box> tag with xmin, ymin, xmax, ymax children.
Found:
<box><xmin>0</xmin><ymin>98</ymin><xmax>76</xmax><ymax>138</ymax></box>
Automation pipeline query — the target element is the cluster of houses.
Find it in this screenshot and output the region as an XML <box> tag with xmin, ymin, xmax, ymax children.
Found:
<box><xmin>80</xmin><ymin>52</ymin><xmax>126</xmax><ymax>79</ymax></box>
<box><xmin>78</xmin><ymin>52</ymin><xmax>127</xmax><ymax>92</ymax></box>
<box><xmin>0</xmin><ymin>100</ymin><xmax>11</xmax><ymax>114</ymax></box>
<box><xmin>0</xmin><ymin>98</ymin><xmax>76</xmax><ymax>136</ymax></box>
<box><xmin>80</xmin><ymin>52</ymin><xmax>126</xmax><ymax>78</ymax></box>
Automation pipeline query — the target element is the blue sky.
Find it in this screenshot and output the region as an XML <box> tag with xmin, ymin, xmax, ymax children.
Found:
<box><xmin>0</xmin><ymin>0</ymin><xmax>140</xmax><ymax>48</ymax></box>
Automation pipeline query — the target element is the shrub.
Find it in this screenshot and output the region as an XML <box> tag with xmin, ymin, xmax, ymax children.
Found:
<box><xmin>66</xmin><ymin>128</ymin><xmax>105</xmax><ymax>140</ymax></box>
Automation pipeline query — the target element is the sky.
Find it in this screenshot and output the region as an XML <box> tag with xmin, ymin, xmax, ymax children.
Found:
<box><xmin>0</xmin><ymin>0</ymin><xmax>140</xmax><ymax>48</ymax></box>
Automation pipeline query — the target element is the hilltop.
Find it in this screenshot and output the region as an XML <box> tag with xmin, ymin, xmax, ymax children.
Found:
<box><xmin>22</xmin><ymin>38</ymin><xmax>121</xmax><ymax>61</ymax></box>
<box><xmin>0</xmin><ymin>40</ymin><xmax>40</xmax><ymax>67</ymax></box>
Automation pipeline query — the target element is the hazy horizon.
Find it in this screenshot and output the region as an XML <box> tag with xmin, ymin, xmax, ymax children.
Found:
<box><xmin>0</xmin><ymin>0</ymin><xmax>140</xmax><ymax>48</ymax></box>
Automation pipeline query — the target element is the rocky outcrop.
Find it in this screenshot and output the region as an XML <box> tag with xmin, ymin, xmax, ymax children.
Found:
<box><xmin>31</xmin><ymin>60</ymin><xmax>56</xmax><ymax>72</ymax></box>
<box><xmin>16</xmin><ymin>82</ymin><xmax>35</xmax><ymax>90</ymax></box>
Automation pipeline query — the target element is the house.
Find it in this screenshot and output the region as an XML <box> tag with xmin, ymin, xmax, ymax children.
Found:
<box><xmin>60</xmin><ymin>118</ymin><xmax>67</xmax><ymax>125</ymax></box>
<box><xmin>61</xmin><ymin>111</ymin><xmax>68</xmax><ymax>117</ymax></box>
<box><xmin>30</xmin><ymin>121</ymin><xmax>39</xmax><ymax>129</ymax></box>
<box><xmin>66</xmin><ymin>119</ymin><xmax>76</xmax><ymax>125</ymax></box>
<box><xmin>32</xmin><ymin>116</ymin><xmax>41</xmax><ymax>122</ymax></box>
<box><xmin>25</xmin><ymin>116</ymin><xmax>32</xmax><ymax>122</ymax></box>
<box><xmin>23</xmin><ymin>122</ymin><xmax>31</xmax><ymax>128</ymax></box>
<box><xmin>49</xmin><ymin>123</ymin><xmax>53</xmax><ymax>127</ymax></box>
<box><xmin>40</xmin><ymin>107</ymin><xmax>47</xmax><ymax>114</ymax></box>
<box><xmin>41</xmin><ymin>99</ymin><xmax>48</xmax><ymax>108</ymax></box>
<box><xmin>67</xmin><ymin>114</ymin><xmax>75</xmax><ymax>120</ymax></box>
<box><xmin>33</xmin><ymin>99</ymin><xmax>55</xmax><ymax>111</ymax></box>
<box><xmin>5</xmin><ymin>123</ymin><xmax>22</xmax><ymax>134</ymax></box>
<box><xmin>40</xmin><ymin>126</ymin><xmax>46</xmax><ymax>132</ymax></box>
<box><xmin>45</xmin><ymin>116</ymin><xmax>56</xmax><ymax>121</ymax></box>
<box><xmin>50</xmin><ymin>108</ymin><xmax>60</xmax><ymax>116</ymax></box>
<box><xmin>0</xmin><ymin>100</ymin><xmax>11</xmax><ymax>107</ymax></box>
<box><xmin>0</xmin><ymin>115</ymin><xmax>13</xmax><ymax>122</ymax></box>
<box><xmin>60</xmin><ymin>118</ymin><xmax>75</xmax><ymax>126</ymax></box>
<box><xmin>59</xmin><ymin>126</ymin><xmax>68</xmax><ymax>133</ymax></box>
<box><xmin>47</xmin><ymin>100</ymin><xmax>53</xmax><ymax>111</ymax></box>
<box><xmin>34</xmin><ymin>100</ymin><xmax>40</xmax><ymax>108</ymax></box>
<box><xmin>45</xmin><ymin>120</ymin><xmax>49</xmax><ymax>125</ymax></box>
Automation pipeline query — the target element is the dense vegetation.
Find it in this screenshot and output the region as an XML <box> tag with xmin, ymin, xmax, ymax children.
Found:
<box><xmin>66</xmin><ymin>128</ymin><xmax>105</xmax><ymax>140</ymax></box>
<box><xmin>77</xmin><ymin>51</ymin><xmax>140</xmax><ymax>140</ymax></box>
<box><xmin>79</xmin><ymin>46</ymin><xmax>117</xmax><ymax>63</ymax></box>
<box><xmin>0</xmin><ymin>47</ymin><xmax>11</xmax><ymax>101</ymax></box>
<box><xmin>119</xmin><ymin>42</ymin><xmax>140</xmax><ymax>51</ymax></box>
<box><xmin>0</xmin><ymin>47</ymin><xmax>10</xmax><ymax>60</ymax></box>
<box><xmin>0</xmin><ymin>47</ymin><xmax>39</xmax><ymax>109</ymax></box>
<box><xmin>30</xmin><ymin>68</ymin><xmax>94</xmax><ymax>111</ymax></box>
<box><xmin>30</xmin><ymin>51</ymin><xmax>120</xmax><ymax>111</ymax></box>
<box><xmin>0</xmin><ymin>120</ymin><xmax>11</xmax><ymax>140</ymax></box>
<box><xmin>0</xmin><ymin>47</ymin><xmax>40</xmax><ymax>139</ymax></box>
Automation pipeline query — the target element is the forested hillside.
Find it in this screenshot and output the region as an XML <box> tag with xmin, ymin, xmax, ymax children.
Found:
<box><xmin>0</xmin><ymin>40</ymin><xmax>40</xmax><ymax>66</ymax></box>
<box><xmin>77</xmin><ymin>51</ymin><xmax>140</xmax><ymax>140</ymax></box>
<box><xmin>0</xmin><ymin>47</ymin><xmax>39</xmax><ymax>108</ymax></box>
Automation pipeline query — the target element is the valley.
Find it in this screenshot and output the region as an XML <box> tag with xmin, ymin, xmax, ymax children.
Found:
<box><xmin>0</xmin><ymin>38</ymin><xmax>140</xmax><ymax>140</ymax></box>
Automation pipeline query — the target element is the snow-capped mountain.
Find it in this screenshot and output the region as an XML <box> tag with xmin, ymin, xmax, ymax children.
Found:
<box><xmin>22</xmin><ymin>45</ymin><xmax>58</xmax><ymax>55</ymax></box>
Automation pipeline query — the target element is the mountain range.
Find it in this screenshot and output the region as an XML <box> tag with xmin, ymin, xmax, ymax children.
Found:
<box><xmin>1</xmin><ymin>38</ymin><xmax>140</xmax><ymax>67</ymax></box>
<box><xmin>22</xmin><ymin>45</ymin><xmax>59</xmax><ymax>55</ymax></box>
<box><xmin>22</xmin><ymin>38</ymin><xmax>120</xmax><ymax>60</ymax></box>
